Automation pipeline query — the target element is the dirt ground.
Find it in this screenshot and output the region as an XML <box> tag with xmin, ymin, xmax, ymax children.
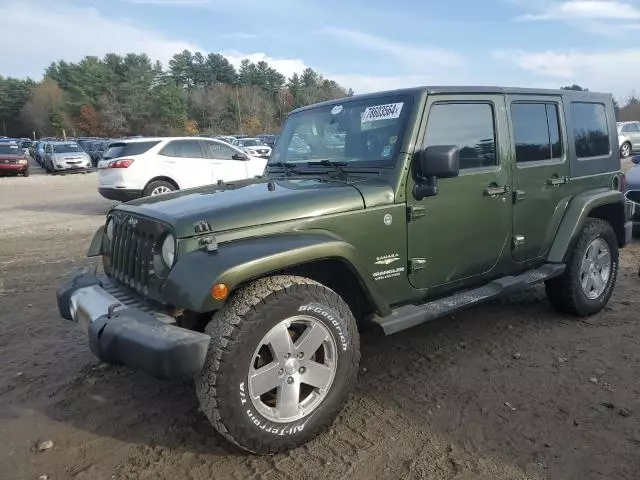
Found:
<box><xmin>0</xmin><ymin>159</ymin><xmax>639</xmax><ymax>480</ymax></box>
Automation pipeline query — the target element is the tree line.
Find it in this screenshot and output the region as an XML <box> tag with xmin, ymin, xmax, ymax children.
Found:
<box><xmin>2</xmin><ymin>67</ymin><xmax>640</xmax><ymax>139</ymax></box>
<box><xmin>0</xmin><ymin>50</ymin><xmax>353</xmax><ymax>138</ymax></box>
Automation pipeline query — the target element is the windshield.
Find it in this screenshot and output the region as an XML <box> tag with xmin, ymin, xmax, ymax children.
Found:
<box><xmin>53</xmin><ymin>144</ymin><xmax>83</xmax><ymax>153</ymax></box>
<box><xmin>269</xmin><ymin>94</ymin><xmax>414</xmax><ymax>168</ymax></box>
<box><xmin>0</xmin><ymin>144</ymin><xmax>22</xmax><ymax>155</ymax></box>
<box><xmin>240</xmin><ymin>139</ymin><xmax>265</xmax><ymax>147</ymax></box>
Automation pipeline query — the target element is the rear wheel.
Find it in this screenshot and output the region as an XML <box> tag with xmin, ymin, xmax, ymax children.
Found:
<box><xmin>22</xmin><ymin>169</ymin><xmax>30</xmax><ymax>177</ymax></box>
<box><xmin>620</xmin><ymin>142</ymin><xmax>632</xmax><ymax>158</ymax></box>
<box><xmin>143</xmin><ymin>180</ymin><xmax>176</xmax><ymax>197</ymax></box>
<box><xmin>545</xmin><ymin>218</ymin><xmax>618</xmax><ymax>316</ymax></box>
<box><xmin>195</xmin><ymin>275</ymin><xmax>360</xmax><ymax>455</ymax></box>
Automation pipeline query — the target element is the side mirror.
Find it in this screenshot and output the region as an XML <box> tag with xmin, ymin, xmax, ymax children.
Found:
<box><xmin>413</xmin><ymin>145</ymin><xmax>460</xmax><ymax>200</ymax></box>
<box><xmin>232</xmin><ymin>152</ymin><xmax>248</xmax><ymax>161</ymax></box>
<box><xmin>631</xmin><ymin>155</ymin><xmax>640</xmax><ymax>165</ymax></box>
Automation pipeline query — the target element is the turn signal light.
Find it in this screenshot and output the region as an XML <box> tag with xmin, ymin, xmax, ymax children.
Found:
<box><xmin>211</xmin><ymin>283</ymin><xmax>229</xmax><ymax>300</ymax></box>
<box><xmin>108</xmin><ymin>159</ymin><xmax>134</xmax><ymax>168</ymax></box>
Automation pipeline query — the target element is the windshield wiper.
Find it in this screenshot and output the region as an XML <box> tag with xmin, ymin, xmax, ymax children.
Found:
<box><xmin>266</xmin><ymin>161</ymin><xmax>301</xmax><ymax>176</ymax></box>
<box><xmin>306</xmin><ymin>160</ymin><xmax>349</xmax><ymax>179</ymax></box>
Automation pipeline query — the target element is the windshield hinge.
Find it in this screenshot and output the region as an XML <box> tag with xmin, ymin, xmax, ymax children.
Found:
<box><xmin>407</xmin><ymin>205</ymin><xmax>426</xmax><ymax>222</ymax></box>
<box><xmin>409</xmin><ymin>258</ymin><xmax>427</xmax><ymax>274</ymax></box>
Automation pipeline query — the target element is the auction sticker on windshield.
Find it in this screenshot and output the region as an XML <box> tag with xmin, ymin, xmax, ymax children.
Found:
<box><xmin>361</xmin><ymin>103</ymin><xmax>403</xmax><ymax>123</ymax></box>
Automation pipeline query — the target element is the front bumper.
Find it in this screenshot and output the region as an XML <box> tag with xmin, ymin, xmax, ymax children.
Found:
<box><xmin>56</xmin><ymin>272</ymin><xmax>210</xmax><ymax>379</ymax></box>
<box><xmin>0</xmin><ymin>164</ymin><xmax>28</xmax><ymax>174</ymax></box>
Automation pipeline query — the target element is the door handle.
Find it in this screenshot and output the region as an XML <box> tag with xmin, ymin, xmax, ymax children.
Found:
<box><xmin>513</xmin><ymin>189</ymin><xmax>526</xmax><ymax>203</ymax></box>
<box><xmin>484</xmin><ymin>184</ymin><xmax>511</xmax><ymax>197</ymax></box>
<box><xmin>546</xmin><ymin>175</ymin><xmax>569</xmax><ymax>186</ymax></box>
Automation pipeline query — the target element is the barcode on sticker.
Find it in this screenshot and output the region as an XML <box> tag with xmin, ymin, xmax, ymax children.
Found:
<box><xmin>361</xmin><ymin>103</ymin><xmax>403</xmax><ymax>123</ymax></box>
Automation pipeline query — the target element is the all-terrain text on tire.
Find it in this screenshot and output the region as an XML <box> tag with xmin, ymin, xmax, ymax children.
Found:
<box><xmin>56</xmin><ymin>86</ymin><xmax>633</xmax><ymax>454</ymax></box>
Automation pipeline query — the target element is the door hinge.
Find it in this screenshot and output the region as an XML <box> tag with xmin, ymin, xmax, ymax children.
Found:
<box><xmin>409</xmin><ymin>258</ymin><xmax>427</xmax><ymax>273</ymax></box>
<box><xmin>513</xmin><ymin>235</ymin><xmax>525</xmax><ymax>248</ymax></box>
<box><xmin>407</xmin><ymin>205</ymin><xmax>426</xmax><ymax>222</ymax></box>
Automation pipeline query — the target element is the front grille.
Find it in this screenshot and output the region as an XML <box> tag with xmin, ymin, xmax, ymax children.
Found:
<box><xmin>107</xmin><ymin>212</ymin><xmax>163</xmax><ymax>296</ymax></box>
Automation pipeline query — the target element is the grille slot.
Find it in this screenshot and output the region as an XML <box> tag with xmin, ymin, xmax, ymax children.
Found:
<box><xmin>108</xmin><ymin>214</ymin><xmax>157</xmax><ymax>293</ymax></box>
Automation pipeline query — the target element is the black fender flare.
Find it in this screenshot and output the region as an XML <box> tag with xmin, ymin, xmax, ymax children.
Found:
<box><xmin>547</xmin><ymin>189</ymin><xmax>627</xmax><ymax>263</ymax></box>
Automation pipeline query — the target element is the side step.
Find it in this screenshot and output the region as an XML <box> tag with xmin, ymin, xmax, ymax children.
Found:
<box><xmin>372</xmin><ymin>263</ymin><xmax>566</xmax><ymax>336</ymax></box>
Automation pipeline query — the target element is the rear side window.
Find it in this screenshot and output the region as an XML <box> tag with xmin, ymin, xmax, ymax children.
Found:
<box><xmin>511</xmin><ymin>102</ymin><xmax>563</xmax><ymax>162</ymax></box>
<box><xmin>103</xmin><ymin>141</ymin><xmax>161</xmax><ymax>160</ymax></box>
<box><xmin>570</xmin><ymin>102</ymin><xmax>610</xmax><ymax>158</ymax></box>
<box><xmin>202</xmin><ymin>140</ymin><xmax>236</xmax><ymax>160</ymax></box>
<box><xmin>160</xmin><ymin>140</ymin><xmax>204</xmax><ymax>158</ymax></box>
<box><xmin>622</xmin><ymin>123</ymin><xmax>640</xmax><ymax>133</ymax></box>
<box><xmin>424</xmin><ymin>102</ymin><xmax>497</xmax><ymax>169</ymax></box>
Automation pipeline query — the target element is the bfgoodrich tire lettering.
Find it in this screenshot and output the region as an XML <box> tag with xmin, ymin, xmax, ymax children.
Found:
<box><xmin>195</xmin><ymin>275</ymin><xmax>360</xmax><ymax>455</ymax></box>
<box><xmin>545</xmin><ymin>218</ymin><xmax>619</xmax><ymax>316</ymax></box>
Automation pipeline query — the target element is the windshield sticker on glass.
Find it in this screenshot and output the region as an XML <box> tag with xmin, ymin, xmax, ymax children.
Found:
<box><xmin>361</xmin><ymin>103</ymin><xmax>403</xmax><ymax>123</ymax></box>
<box><xmin>331</xmin><ymin>105</ymin><xmax>343</xmax><ymax>115</ymax></box>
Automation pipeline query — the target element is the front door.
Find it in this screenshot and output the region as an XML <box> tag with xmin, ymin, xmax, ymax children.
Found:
<box><xmin>507</xmin><ymin>96</ymin><xmax>570</xmax><ymax>263</ymax></box>
<box><xmin>201</xmin><ymin>139</ymin><xmax>250</xmax><ymax>183</ymax></box>
<box><xmin>407</xmin><ymin>95</ymin><xmax>512</xmax><ymax>290</ymax></box>
<box><xmin>158</xmin><ymin>139</ymin><xmax>212</xmax><ymax>189</ymax></box>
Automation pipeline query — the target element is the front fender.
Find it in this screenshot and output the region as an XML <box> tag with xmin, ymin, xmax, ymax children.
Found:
<box><xmin>161</xmin><ymin>232</ymin><xmax>391</xmax><ymax>315</ymax></box>
<box><xmin>547</xmin><ymin>189</ymin><xmax>626</xmax><ymax>263</ymax></box>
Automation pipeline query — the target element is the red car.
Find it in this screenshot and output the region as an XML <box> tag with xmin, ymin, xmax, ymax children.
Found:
<box><xmin>0</xmin><ymin>142</ymin><xmax>30</xmax><ymax>177</ymax></box>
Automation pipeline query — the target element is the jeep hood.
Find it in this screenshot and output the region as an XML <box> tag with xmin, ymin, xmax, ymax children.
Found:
<box><xmin>116</xmin><ymin>177</ymin><xmax>393</xmax><ymax>237</ymax></box>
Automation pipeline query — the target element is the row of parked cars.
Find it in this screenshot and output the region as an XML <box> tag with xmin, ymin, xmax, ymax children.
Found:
<box><xmin>22</xmin><ymin>133</ymin><xmax>275</xmax><ymax>180</ymax></box>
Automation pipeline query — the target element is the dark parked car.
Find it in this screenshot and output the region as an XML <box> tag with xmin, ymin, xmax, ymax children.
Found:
<box><xmin>624</xmin><ymin>155</ymin><xmax>640</xmax><ymax>231</ymax></box>
<box><xmin>257</xmin><ymin>134</ymin><xmax>277</xmax><ymax>148</ymax></box>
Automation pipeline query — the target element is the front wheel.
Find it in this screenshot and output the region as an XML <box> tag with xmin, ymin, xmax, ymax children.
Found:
<box><xmin>195</xmin><ymin>275</ymin><xmax>360</xmax><ymax>455</ymax></box>
<box><xmin>545</xmin><ymin>218</ymin><xmax>619</xmax><ymax>316</ymax></box>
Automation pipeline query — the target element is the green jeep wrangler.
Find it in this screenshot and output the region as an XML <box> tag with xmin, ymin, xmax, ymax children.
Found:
<box><xmin>57</xmin><ymin>86</ymin><xmax>633</xmax><ymax>454</ymax></box>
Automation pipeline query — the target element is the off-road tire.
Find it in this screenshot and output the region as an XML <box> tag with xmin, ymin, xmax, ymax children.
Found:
<box><xmin>143</xmin><ymin>180</ymin><xmax>176</xmax><ymax>197</ymax></box>
<box><xmin>195</xmin><ymin>275</ymin><xmax>360</xmax><ymax>455</ymax></box>
<box><xmin>545</xmin><ymin>218</ymin><xmax>618</xmax><ymax>316</ymax></box>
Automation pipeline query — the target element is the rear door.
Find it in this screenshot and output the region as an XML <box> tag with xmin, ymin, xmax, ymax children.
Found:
<box><xmin>507</xmin><ymin>95</ymin><xmax>570</xmax><ymax>263</ymax></box>
<box><xmin>201</xmin><ymin>139</ymin><xmax>252</xmax><ymax>182</ymax></box>
<box><xmin>157</xmin><ymin>139</ymin><xmax>212</xmax><ymax>188</ymax></box>
<box><xmin>623</xmin><ymin>122</ymin><xmax>640</xmax><ymax>150</ymax></box>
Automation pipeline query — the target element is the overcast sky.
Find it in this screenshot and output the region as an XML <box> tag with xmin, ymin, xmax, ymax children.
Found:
<box><xmin>2</xmin><ymin>0</ymin><xmax>640</xmax><ymax>100</ymax></box>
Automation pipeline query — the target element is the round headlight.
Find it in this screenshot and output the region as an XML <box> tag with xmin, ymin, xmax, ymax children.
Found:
<box><xmin>161</xmin><ymin>233</ymin><xmax>176</xmax><ymax>267</ymax></box>
<box><xmin>105</xmin><ymin>219</ymin><xmax>114</xmax><ymax>241</ymax></box>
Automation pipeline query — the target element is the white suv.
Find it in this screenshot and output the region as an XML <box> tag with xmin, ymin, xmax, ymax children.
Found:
<box><xmin>97</xmin><ymin>137</ymin><xmax>267</xmax><ymax>201</ymax></box>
